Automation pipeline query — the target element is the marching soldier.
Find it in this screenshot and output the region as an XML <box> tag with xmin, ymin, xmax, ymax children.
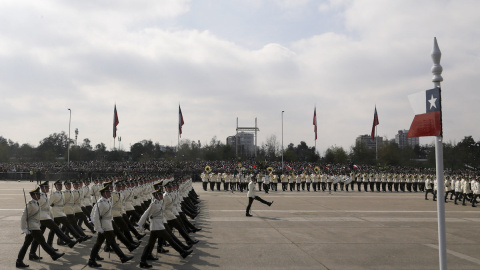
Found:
<box><xmin>425</xmin><ymin>176</ymin><xmax>434</xmax><ymax>200</ymax></box>
<box><xmin>163</xmin><ymin>182</ymin><xmax>199</xmax><ymax>246</ymax></box>
<box><xmin>281</xmin><ymin>173</ymin><xmax>288</xmax><ymax>191</ymax></box>
<box><xmin>462</xmin><ymin>178</ymin><xmax>473</xmax><ymax>206</ymax></box>
<box><xmin>263</xmin><ymin>171</ymin><xmax>271</xmax><ymax>194</ymax></box>
<box><xmin>88</xmin><ymin>185</ymin><xmax>134</xmax><ymax>267</ymax></box>
<box><xmin>47</xmin><ymin>180</ymin><xmax>89</xmax><ymax>248</ymax></box>
<box><xmin>29</xmin><ymin>181</ymin><xmax>77</xmax><ymax>260</ymax></box>
<box><xmin>246</xmin><ymin>176</ymin><xmax>273</xmax><ymax>217</ymax></box>
<box><xmin>137</xmin><ymin>189</ymin><xmax>193</xmax><ymax>268</ymax></box>
<box><xmin>62</xmin><ymin>179</ymin><xmax>91</xmax><ymax>243</ymax></box>
<box><xmin>72</xmin><ymin>180</ymin><xmax>95</xmax><ymax>233</ymax></box>
<box><xmin>471</xmin><ymin>178</ymin><xmax>480</xmax><ymax>207</ymax></box>
<box><xmin>454</xmin><ymin>176</ymin><xmax>463</xmax><ymax>205</ymax></box>
<box><xmin>16</xmin><ymin>187</ymin><xmax>65</xmax><ymax>268</ymax></box>
<box><xmin>305</xmin><ymin>171</ymin><xmax>312</xmax><ymax>192</ymax></box>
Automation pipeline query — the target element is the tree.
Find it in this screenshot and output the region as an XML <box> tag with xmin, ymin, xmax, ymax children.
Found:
<box><xmin>350</xmin><ymin>140</ymin><xmax>375</xmax><ymax>165</ymax></box>
<box><xmin>324</xmin><ymin>146</ymin><xmax>348</xmax><ymax>164</ymax></box>
<box><xmin>81</xmin><ymin>138</ymin><xmax>93</xmax><ymax>151</ymax></box>
<box><xmin>265</xmin><ymin>135</ymin><xmax>280</xmax><ymax>161</ymax></box>
<box><xmin>37</xmin><ymin>131</ymin><xmax>71</xmax><ymax>161</ymax></box>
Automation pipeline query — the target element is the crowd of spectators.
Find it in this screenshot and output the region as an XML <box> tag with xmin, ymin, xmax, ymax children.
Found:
<box><xmin>0</xmin><ymin>160</ymin><xmax>477</xmax><ymax>181</ymax></box>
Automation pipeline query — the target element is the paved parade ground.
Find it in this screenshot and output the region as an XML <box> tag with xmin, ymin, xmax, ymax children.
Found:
<box><xmin>1</xmin><ymin>180</ymin><xmax>479</xmax><ymax>270</ymax></box>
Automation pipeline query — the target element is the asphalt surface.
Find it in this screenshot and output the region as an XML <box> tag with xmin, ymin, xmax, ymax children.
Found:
<box><xmin>1</xmin><ymin>181</ymin><xmax>479</xmax><ymax>270</ymax></box>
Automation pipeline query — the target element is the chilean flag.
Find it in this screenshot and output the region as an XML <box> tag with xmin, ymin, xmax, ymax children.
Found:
<box><xmin>371</xmin><ymin>106</ymin><xmax>379</xmax><ymax>141</ymax></box>
<box><xmin>113</xmin><ymin>104</ymin><xmax>119</xmax><ymax>138</ymax></box>
<box><xmin>179</xmin><ymin>105</ymin><xmax>184</xmax><ymax>137</ymax></box>
<box><xmin>313</xmin><ymin>107</ymin><xmax>317</xmax><ymax>140</ymax></box>
<box><xmin>407</xmin><ymin>88</ymin><xmax>442</xmax><ymax>137</ymax></box>
<box><xmin>286</xmin><ymin>164</ymin><xmax>292</xmax><ymax>170</ymax></box>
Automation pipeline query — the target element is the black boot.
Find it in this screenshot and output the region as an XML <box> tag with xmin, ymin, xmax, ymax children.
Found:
<box><xmin>146</xmin><ymin>254</ymin><xmax>158</xmax><ymax>261</ymax></box>
<box><xmin>52</xmin><ymin>252</ymin><xmax>65</xmax><ymax>261</ymax></box>
<box><xmin>121</xmin><ymin>255</ymin><xmax>134</xmax><ymax>263</ymax></box>
<box><xmin>181</xmin><ymin>250</ymin><xmax>193</xmax><ymax>259</ymax></box>
<box><xmin>29</xmin><ymin>253</ymin><xmax>42</xmax><ymax>261</ymax></box>
<box><xmin>140</xmin><ymin>261</ymin><xmax>153</xmax><ymax>268</ymax></box>
<box><xmin>88</xmin><ymin>259</ymin><xmax>102</xmax><ymax>268</ymax></box>
<box><xmin>15</xmin><ymin>260</ymin><xmax>29</xmax><ymax>268</ymax></box>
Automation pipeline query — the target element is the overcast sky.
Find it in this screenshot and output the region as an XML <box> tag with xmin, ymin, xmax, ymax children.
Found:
<box><xmin>1</xmin><ymin>0</ymin><xmax>479</xmax><ymax>155</ymax></box>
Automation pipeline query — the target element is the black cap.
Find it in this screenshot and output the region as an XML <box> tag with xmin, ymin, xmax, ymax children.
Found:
<box><xmin>39</xmin><ymin>181</ymin><xmax>49</xmax><ymax>187</ymax></box>
<box><xmin>99</xmin><ymin>185</ymin><xmax>111</xmax><ymax>194</ymax></box>
<box><xmin>29</xmin><ymin>187</ymin><xmax>40</xmax><ymax>195</ymax></box>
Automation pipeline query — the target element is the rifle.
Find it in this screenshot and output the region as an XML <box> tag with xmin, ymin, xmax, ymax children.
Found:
<box><xmin>22</xmin><ymin>188</ymin><xmax>29</xmax><ymax>234</ymax></box>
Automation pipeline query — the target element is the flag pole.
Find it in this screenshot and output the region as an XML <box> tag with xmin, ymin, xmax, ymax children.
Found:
<box><xmin>431</xmin><ymin>37</ymin><xmax>446</xmax><ymax>270</ymax></box>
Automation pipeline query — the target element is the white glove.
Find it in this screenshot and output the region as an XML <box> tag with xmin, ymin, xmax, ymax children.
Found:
<box><xmin>97</xmin><ymin>228</ymin><xmax>104</xmax><ymax>234</ymax></box>
<box><xmin>137</xmin><ymin>225</ymin><xmax>144</xmax><ymax>232</ymax></box>
<box><xmin>23</xmin><ymin>229</ymin><xmax>30</xmax><ymax>235</ymax></box>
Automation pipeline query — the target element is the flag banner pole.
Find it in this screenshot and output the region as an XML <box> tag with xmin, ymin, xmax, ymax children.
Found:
<box><xmin>431</xmin><ymin>37</ymin><xmax>446</xmax><ymax>270</ymax></box>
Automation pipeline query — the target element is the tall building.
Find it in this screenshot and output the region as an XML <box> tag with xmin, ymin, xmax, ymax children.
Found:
<box><xmin>395</xmin><ymin>129</ymin><xmax>419</xmax><ymax>148</ymax></box>
<box><xmin>226</xmin><ymin>132</ymin><xmax>255</xmax><ymax>157</ymax></box>
<box><xmin>356</xmin><ymin>135</ymin><xmax>383</xmax><ymax>150</ymax></box>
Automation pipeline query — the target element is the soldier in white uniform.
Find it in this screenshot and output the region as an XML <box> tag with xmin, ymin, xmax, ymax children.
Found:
<box><xmin>454</xmin><ymin>177</ymin><xmax>463</xmax><ymax>205</ymax></box>
<box><xmin>471</xmin><ymin>178</ymin><xmax>480</xmax><ymax>207</ymax></box>
<box><xmin>462</xmin><ymin>178</ymin><xmax>473</xmax><ymax>206</ymax></box>
<box><xmin>444</xmin><ymin>176</ymin><xmax>454</xmax><ymax>202</ymax></box>
<box><xmin>263</xmin><ymin>171</ymin><xmax>271</xmax><ymax>193</ymax></box>
<box><xmin>47</xmin><ymin>180</ymin><xmax>90</xmax><ymax>247</ymax></box>
<box><xmin>137</xmin><ymin>189</ymin><xmax>193</xmax><ymax>268</ymax></box>
<box><xmin>288</xmin><ymin>172</ymin><xmax>295</xmax><ymax>192</ymax></box>
<box><xmin>246</xmin><ymin>176</ymin><xmax>273</xmax><ymax>217</ymax></box>
<box><xmin>208</xmin><ymin>173</ymin><xmax>215</xmax><ymax>191</ymax></box>
<box><xmin>16</xmin><ymin>187</ymin><xmax>65</xmax><ymax>268</ymax></box>
<box><xmin>29</xmin><ymin>181</ymin><xmax>77</xmax><ymax>260</ymax></box>
<box><xmin>424</xmin><ymin>177</ymin><xmax>434</xmax><ymax>200</ymax></box>
<box><xmin>88</xmin><ymin>185</ymin><xmax>134</xmax><ymax>268</ymax></box>
<box><xmin>73</xmin><ymin>180</ymin><xmax>95</xmax><ymax>233</ymax></box>
<box><xmin>295</xmin><ymin>172</ymin><xmax>302</xmax><ymax>191</ymax></box>
<box><xmin>62</xmin><ymin>179</ymin><xmax>91</xmax><ymax>243</ymax></box>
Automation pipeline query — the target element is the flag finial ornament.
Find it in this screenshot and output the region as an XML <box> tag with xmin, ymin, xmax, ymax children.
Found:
<box><xmin>431</xmin><ymin>37</ymin><xmax>443</xmax><ymax>84</ymax></box>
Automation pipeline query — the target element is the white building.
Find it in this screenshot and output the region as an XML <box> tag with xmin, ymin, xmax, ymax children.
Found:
<box><xmin>395</xmin><ymin>129</ymin><xmax>419</xmax><ymax>148</ymax></box>
<box><xmin>226</xmin><ymin>132</ymin><xmax>255</xmax><ymax>157</ymax></box>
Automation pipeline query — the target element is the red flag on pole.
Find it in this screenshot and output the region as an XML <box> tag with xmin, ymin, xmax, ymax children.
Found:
<box><xmin>313</xmin><ymin>107</ymin><xmax>317</xmax><ymax>140</ymax></box>
<box><xmin>407</xmin><ymin>88</ymin><xmax>442</xmax><ymax>137</ymax></box>
<box><xmin>179</xmin><ymin>105</ymin><xmax>184</xmax><ymax>137</ymax></box>
<box><xmin>113</xmin><ymin>104</ymin><xmax>119</xmax><ymax>138</ymax></box>
<box><xmin>371</xmin><ymin>106</ymin><xmax>379</xmax><ymax>141</ymax></box>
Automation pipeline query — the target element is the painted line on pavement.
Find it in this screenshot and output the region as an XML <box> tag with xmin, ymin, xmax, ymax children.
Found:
<box><xmin>425</xmin><ymin>244</ymin><xmax>480</xmax><ymax>265</ymax></box>
<box><xmin>213</xmin><ymin>209</ymin><xmax>480</xmax><ymax>213</ymax></box>
<box><xmin>205</xmin><ymin>216</ymin><xmax>480</xmax><ymax>222</ymax></box>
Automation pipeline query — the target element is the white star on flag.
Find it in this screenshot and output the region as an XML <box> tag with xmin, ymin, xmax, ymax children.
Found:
<box><xmin>428</xmin><ymin>94</ymin><xmax>437</xmax><ymax>109</ymax></box>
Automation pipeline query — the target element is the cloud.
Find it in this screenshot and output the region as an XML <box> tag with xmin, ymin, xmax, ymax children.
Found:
<box><xmin>1</xmin><ymin>0</ymin><xmax>479</xmax><ymax>155</ymax></box>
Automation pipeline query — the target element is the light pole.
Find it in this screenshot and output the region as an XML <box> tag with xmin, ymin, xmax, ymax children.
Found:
<box><xmin>68</xmin><ymin>108</ymin><xmax>71</xmax><ymax>166</ymax></box>
<box><xmin>281</xmin><ymin>111</ymin><xmax>284</xmax><ymax>173</ymax></box>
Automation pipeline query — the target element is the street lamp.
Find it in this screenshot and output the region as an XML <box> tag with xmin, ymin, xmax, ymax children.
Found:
<box><xmin>281</xmin><ymin>111</ymin><xmax>284</xmax><ymax>173</ymax></box>
<box><xmin>68</xmin><ymin>108</ymin><xmax>71</xmax><ymax>166</ymax></box>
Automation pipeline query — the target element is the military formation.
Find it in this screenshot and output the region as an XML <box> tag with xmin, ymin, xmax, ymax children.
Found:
<box><xmin>16</xmin><ymin>173</ymin><xmax>201</xmax><ymax>269</ymax></box>
<box><xmin>201</xmin><ymin>166</ymin><xmax>480</xmax><ymax>206</ymax></box>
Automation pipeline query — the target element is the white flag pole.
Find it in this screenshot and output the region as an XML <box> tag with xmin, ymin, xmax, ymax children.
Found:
<box><xmin>432</xmin><ymin>37</ymin><xmax>447</xmax><ymax>270</ymax></box>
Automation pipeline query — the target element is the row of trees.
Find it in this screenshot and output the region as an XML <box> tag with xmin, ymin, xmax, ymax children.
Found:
<box><xmin>1</xmin><ymin>132</ymin><xmax>479</xmax><ymax>170</ymax></box>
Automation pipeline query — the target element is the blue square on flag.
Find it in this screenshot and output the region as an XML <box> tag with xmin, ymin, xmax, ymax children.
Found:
<box><xmin>425</xmin><ymin>88</ymin><xmax>441</xmax><ymax>113</ymax></box>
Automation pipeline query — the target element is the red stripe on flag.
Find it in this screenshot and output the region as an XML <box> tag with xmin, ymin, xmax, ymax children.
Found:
<box><xmin>407</xmin><ymin>111</ymin><xmax>441</xmax><ymax>137</ymax></box>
